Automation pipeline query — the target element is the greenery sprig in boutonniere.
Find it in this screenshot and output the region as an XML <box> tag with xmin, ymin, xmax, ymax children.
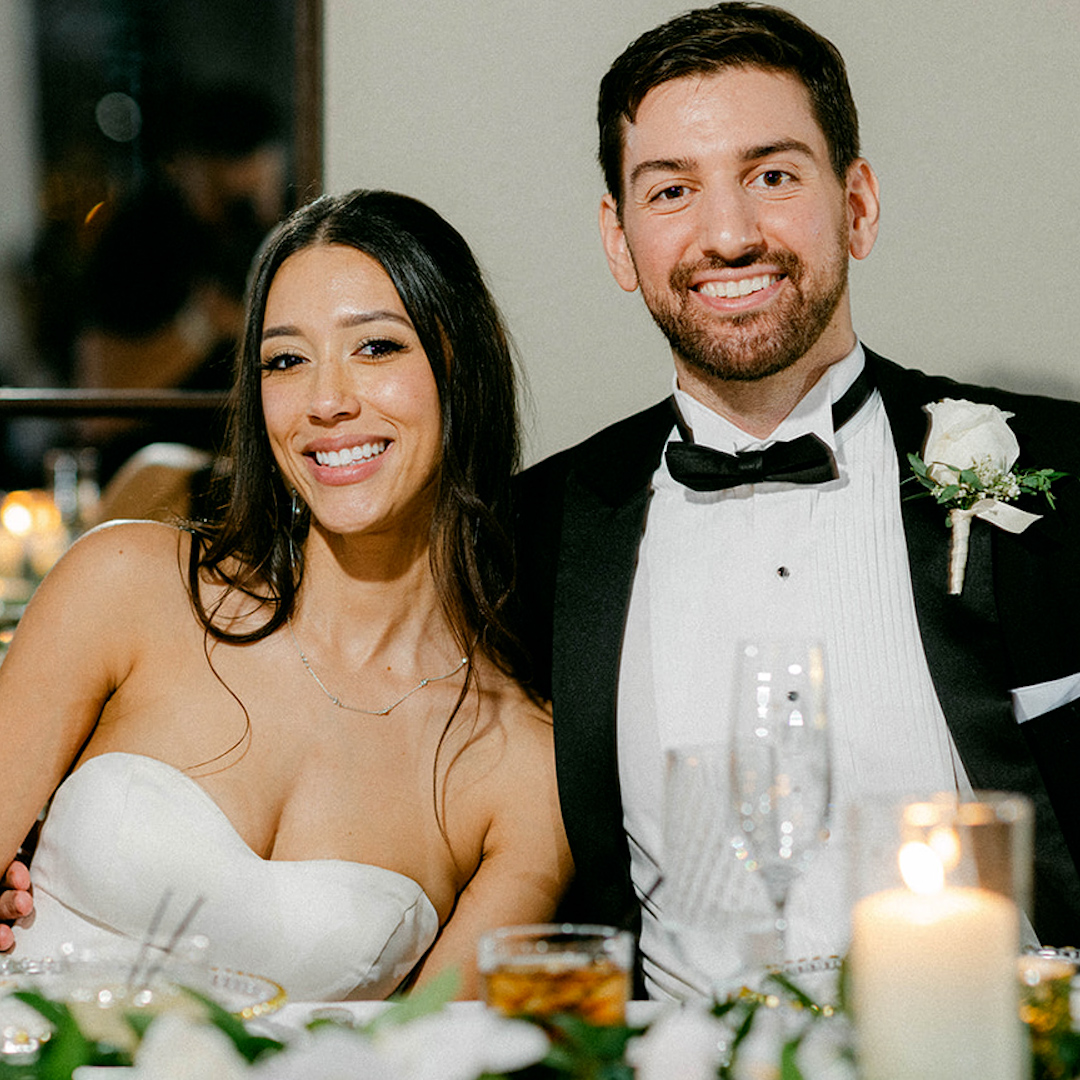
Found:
<box><xmin>907</xmin><ymin>399</ymin><xmax>1066</xmax><ymax>595</ymax></box>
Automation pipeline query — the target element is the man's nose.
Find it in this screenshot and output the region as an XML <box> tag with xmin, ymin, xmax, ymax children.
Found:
<box><xmin>695</xmin><ymin>186</ymin><xmax>766</xmax><ymax>262</ymax></box>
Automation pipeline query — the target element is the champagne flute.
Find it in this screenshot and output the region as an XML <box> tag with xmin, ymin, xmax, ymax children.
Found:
<box><xmin>729</xmin><ymin>640</ymin><xmax>831</xmax><ymax>970</ymax></box>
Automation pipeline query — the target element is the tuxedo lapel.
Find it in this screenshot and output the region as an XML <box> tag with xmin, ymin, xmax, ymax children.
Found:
<box><xmin>871</xmin><ymin>353</ymin><xmax>1005</xmax><ymax>782</ymax></box>
<box><xmin>873</xmin><ymin>352</ymin><xmax>1034</xmax><ymax>784</ymax></box>
<box><xmin>551</xmin><ymin>399</ymin><xmax>676</xmax><ymax>931</ymax></box>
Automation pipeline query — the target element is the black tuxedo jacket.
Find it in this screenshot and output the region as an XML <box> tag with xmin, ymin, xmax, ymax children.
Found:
<box><xmin>513</xmin><ymin>349</ymin><xmax>1080</xmax><ymax>947</ymax></box>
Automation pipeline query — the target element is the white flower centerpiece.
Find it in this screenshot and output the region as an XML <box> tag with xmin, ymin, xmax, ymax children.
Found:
<box><xmin>908</xmin><ymin>399</ymin><xmax>1065</xmax><ymax>594</ymax></box>
<box><xmin>4</xmin><ymin>963</ymin><xmax>855</xmax><ymax>1080</ymax></box>
<box><xmin>7</xmin><ymin>958</ymin><xmax>1076</xmax><ymax>1080</ymax></box>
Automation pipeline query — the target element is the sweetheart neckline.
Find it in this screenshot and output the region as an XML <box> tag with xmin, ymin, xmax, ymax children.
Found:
<box><xmin>70</xmin><ymin>751</ymin><xmax>435</xmax><ymax>904</ymax></box>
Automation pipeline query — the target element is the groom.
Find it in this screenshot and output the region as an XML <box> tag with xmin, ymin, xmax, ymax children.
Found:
<box><xmin>513</xmin><ymin>2</ymin><xmax>1080</xmax><ymax>996</ymax></box>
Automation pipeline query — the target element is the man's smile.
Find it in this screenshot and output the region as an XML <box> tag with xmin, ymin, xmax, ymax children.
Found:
<box><xmin>694</xmin><ymin>273</ymin><xmax>782</xmax><ymax>299</ymax></box>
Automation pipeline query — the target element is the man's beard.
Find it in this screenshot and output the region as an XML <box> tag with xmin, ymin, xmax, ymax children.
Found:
<box><xmin>642</xmin><ymin>243</ymin><xmax>849</xmax><ymax>383</ymax></box>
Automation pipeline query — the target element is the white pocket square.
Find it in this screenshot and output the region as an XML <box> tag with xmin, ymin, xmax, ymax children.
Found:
<box><xmin>1011</xmin><ymin>673</ymin><xmax>1080</xmax><ymax>724</ymax></box>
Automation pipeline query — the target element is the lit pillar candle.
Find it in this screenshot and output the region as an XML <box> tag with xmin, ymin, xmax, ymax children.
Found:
<box><xmin>850</xmin><ymin>840</ymin><xmax>1025</xmax><ymax>1080</ymax></box>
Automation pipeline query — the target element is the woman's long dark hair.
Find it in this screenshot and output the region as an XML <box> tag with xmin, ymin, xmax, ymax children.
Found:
<box><xmin>188</xmin><ymin>189</ymin><xmax>523</xmax><ymax>677</ymax></box>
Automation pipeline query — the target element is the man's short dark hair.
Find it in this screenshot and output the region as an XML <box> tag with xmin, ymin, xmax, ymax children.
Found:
<box><xmin>598</xmin><ymin>2</ymin><xmax>860</xmax><ymax>200</ymax></box>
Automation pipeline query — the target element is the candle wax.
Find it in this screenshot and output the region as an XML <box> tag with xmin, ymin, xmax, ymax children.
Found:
<box><xmin>851</xmin><ymin>885</ymin><xmax>1023</xmax><ymax>1080</ymax></box>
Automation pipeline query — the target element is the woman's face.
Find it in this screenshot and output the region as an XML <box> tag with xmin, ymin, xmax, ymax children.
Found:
<box><xmin>260</xmin><ymin>243</ymin><xmax>442</xmax><ymax>541</ymax></box>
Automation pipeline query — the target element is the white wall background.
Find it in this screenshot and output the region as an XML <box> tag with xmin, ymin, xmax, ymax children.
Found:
<box><xmin>323</xmin><ymin>1</ymin><xmax>1080</xmax><ymax>465</ymax></box>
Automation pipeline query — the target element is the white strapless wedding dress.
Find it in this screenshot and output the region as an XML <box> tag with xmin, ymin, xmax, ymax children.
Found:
<box><xmin>14</xmin><ymin>753</ymin><xmax>439</xmax><ymax>1001</ymax></box>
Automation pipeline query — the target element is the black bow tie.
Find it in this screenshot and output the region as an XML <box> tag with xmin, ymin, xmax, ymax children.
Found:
<box><xmin>665</xmin><ymin>368</ymin><xmax>874</xmax><ymax>493</ymax></box>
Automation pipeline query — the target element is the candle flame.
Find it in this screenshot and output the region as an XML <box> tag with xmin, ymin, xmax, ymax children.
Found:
<box><xmin>1</xmin><ymin>493</ymin><xmax>35</xmax><ymax>536</ymax></box>
<box><xmin>1</xmin><ymin>490</ymin><xmax>63</xmax><ymax>537</ymax></box>
<box><xmin>898</xmin><ymin>841</ymin><xmax>945</xmax><ymax>894</ymax></box>
<box><xmin>927</xmin><ymin>825</ymin><xmax>961</xmax><ymax>871</ymax></box>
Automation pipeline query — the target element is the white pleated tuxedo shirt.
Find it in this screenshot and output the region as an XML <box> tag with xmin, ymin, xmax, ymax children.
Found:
<box><xmin>616</xmin><ymin>343</ymin><xmax>976</xmax><ymax>1000</ymax></box>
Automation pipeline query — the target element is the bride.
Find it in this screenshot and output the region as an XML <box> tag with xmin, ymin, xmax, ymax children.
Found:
<box><xmin>0</xmin><ymin>189</ymin><xmax>571</xmax><ymax>1000</ymax></box>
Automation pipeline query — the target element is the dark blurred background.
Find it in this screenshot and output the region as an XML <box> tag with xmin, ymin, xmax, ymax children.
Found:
<box><xmin>2</xmin><ymin>0</ymin><xmax>313</xmax><ymax>489</ymax></box>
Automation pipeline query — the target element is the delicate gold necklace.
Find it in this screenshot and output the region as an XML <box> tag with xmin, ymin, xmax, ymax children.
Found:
<box><xmin>287</xmin><ymin>617</ymin><xmax>468</xmax><ymax>716</ymax></box>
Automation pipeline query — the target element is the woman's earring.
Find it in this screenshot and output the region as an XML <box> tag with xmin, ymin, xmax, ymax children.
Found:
<box><xmin>288</xmin><ymin>489</ymin><xmax>301</xmax><ymax>573</ymax></box>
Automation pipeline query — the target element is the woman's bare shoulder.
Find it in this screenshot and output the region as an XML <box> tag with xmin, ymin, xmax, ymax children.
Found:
<box><xmin>477</xmin><ymin>660</ymin><xmax>550</xmax><ymax>716</ymax></box>
<box><xmin>72</xmin><ymin>522</ymin><xmax>274</xmax><ymax>635</ymax></box>
<box><xmin>3</xmin><ymin>522</ymin><xmax>196</xmax><ymax>693</ymax></box>
<box><xmin>39</xmin><ymin>519</ymin><xmax>192</xmax><ymax>610</ymax></box>
<box><xmin>68</xmin><ymin>518</ymin><xmax>187</xmax><ymax>558</ymax></box>
<box><xmin>476</xmin><ymin>666</ymin><xmax>555</xmax><ymax>761</ymax></box>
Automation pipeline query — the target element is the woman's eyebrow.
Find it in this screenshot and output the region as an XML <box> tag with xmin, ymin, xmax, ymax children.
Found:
<box><xmin>262</xmin><ymin>310</ymin><xmax>414</xmax><ymax>341</ymax></box>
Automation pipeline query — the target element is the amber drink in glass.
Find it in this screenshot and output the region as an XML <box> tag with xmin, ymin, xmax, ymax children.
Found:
<box><xmin>478</xmin><ymin>924</ymin><xmax>632</xmax><ymax>1025</ymax></box>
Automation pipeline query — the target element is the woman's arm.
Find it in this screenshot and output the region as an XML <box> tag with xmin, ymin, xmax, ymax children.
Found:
<box><xmin>412</xmin><ymin>706</ymin><xmax>573</xmax><ymax>999</ymax></box>
<box><xmin>0</xmin><ymin>521</ymin><xmax>163</xmax><ymax>874</ymax></box>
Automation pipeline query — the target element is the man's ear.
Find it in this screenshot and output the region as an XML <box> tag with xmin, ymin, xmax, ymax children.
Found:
<box><xmin>846</xmin><ymin>158</ymin><xmax>880</xmax><ymax>261</ymax></box>
<box><xmin>599</xmin><ymin>194</ymin><xmax>640</xmax><ymax>292</ymax></box>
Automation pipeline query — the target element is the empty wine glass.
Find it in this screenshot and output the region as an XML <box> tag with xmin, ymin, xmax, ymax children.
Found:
<box><xmin>730</xmin><ymin>640</ymin><xmax>831</xmax><ymax>969</ymax></box>
<box><xmin>661</xmin><ymin>741</ymin><xmax>748</xmax><ymax>999</ymax></box>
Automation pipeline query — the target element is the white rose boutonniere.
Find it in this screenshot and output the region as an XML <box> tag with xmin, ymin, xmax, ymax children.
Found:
<box><xmin>908</xmin><ymin>399</ymin><xmax>1066</xmax><ymax>595</ymax></box>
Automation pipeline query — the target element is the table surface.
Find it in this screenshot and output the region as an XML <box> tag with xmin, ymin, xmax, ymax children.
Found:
<box><xmin>252</xmin><ymin>998</ymin><xmax>663</xmax><ymax>1039</ymax></box>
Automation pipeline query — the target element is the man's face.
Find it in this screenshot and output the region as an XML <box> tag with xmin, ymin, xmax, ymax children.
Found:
<box><xmin>599</xmin><ymin>66</ymin><xmax>878</xmax><ymax>387</ymax></box>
